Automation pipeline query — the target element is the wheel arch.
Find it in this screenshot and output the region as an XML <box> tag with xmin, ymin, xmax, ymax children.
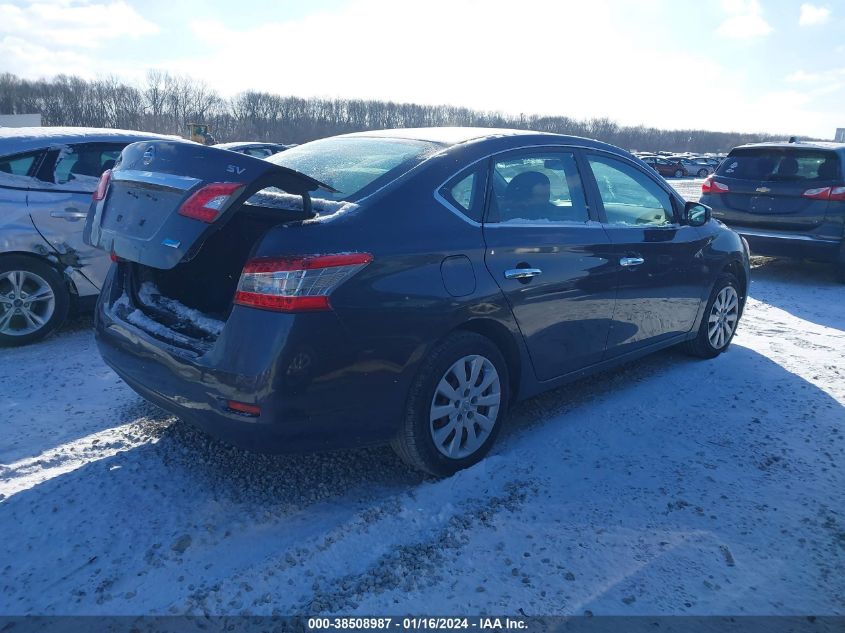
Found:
<box><xmin>0</xmin><ymin>250</ymin><xmax>80</xmax><ymax>296</ymax></box>
<box><xmin>453</xmin><ymin>317</ymin><xmax>523</xmax><ymax>404</ymax></box>
<box><xmin>722</xmin><ymin>258</ymin><xmax>748</xmax><ymax>306</ymax></box>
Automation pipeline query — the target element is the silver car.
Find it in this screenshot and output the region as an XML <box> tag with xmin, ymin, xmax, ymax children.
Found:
<box><xmin>0</xmin><ymin>127</ymin><xmax>175</xmax><ymax>345</ymax></box>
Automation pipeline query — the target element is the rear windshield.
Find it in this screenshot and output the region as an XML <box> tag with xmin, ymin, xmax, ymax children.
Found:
<box><xmin>717</xmin><ymin>148</ymin><xmax>841</xmax><ymax>182</ymax></box>
<box><xmin>267</xmin><ymin>137</ymin><xmax>441</xmax><ymax>201</ymax></box>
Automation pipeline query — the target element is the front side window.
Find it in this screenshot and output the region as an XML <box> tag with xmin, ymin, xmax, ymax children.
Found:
<box><xmin>587</xmin><ymin>154</ymin><xmax>675</xmax><ymax>227</ymax></box>
<box><xmin>268</xmin><ymin>137</ymin><xmax>441</xmax><ymax>201</ymax></box>
<box><xmin>487</xmin><ymin>152</ymin><xmax>588</xmax><ymax>224</ymax></box>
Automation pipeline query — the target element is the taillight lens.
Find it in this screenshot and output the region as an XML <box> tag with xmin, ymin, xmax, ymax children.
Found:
<box><xmin>802</xmin><ymin>187</ymin><xmax>831</xmax><ymax>200</ymax></box>
<box><xmin>234</xmin><ymin>253</ymin><xmax>373</xmax><ymax>312</ymax></box>
<box><xmin>701</xmin><ymin>176</ymin><xmax>729</xmax><ymax>194</ymax></box>
<box><xmin>804</xmin><ymin>185</ymin><xmax>845</xmax><ymax>201</ymax></box>
<box><xmin>178</xmin><ymin>182</ymin><xmax>244</xmax><ymax>223</ymax></box>
<box><xmin>92</xmin><ymin>169</ymin><xmax>111</xmax><ymax>201</ymax></box>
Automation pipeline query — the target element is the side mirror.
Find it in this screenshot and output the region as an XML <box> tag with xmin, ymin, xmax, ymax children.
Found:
<box><xmin>684</xmin><ymin>201</ymin><xmax>711</xmax><ymax>227</ymax></box>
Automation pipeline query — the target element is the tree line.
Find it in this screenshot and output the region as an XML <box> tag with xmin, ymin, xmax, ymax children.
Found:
<box><xmin>0</xmin><ymin>71</ymin><xmax>799</xmax><ymax>153</ymax></box>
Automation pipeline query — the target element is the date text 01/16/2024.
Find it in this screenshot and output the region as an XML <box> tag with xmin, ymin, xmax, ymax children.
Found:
<box><xmin>307</xmin><ymin>618</ymin><xmax>528</xmax><ymax>630</ymax></box>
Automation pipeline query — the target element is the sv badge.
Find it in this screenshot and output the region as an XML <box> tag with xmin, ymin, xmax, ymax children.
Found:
<box><xmin>227</xmin><ymin>165</ymin><xmax>246</xmax><ymax>175</ymax></box>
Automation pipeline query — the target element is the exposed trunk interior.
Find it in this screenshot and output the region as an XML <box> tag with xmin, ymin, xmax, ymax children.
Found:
<box><xmin>126</xmin><ymin>205</ymin><xmax>307</xmax><ymax>340</ymax></box>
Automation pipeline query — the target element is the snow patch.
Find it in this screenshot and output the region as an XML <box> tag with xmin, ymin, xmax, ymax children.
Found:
<box><xmin>137</xmin><ymin>282</ymin><xmax>224</xmax><ymax>338</ymax></box>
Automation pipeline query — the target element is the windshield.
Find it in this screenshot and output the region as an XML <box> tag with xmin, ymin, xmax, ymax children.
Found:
<box><xmin>267</xmin><ymin>136</ymin><xmax>441</xmax><ymax>201</ymax></box>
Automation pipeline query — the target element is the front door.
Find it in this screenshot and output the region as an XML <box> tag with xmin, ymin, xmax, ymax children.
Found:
<box><xmin>482</xmin><ymin>149</ymin><xmax>617</xmax><ymax>381</ymax></box>
<box><xmin>582</xmin><ymin>152</ymin><xmax>708</xmax><ymax>357</ymax></box>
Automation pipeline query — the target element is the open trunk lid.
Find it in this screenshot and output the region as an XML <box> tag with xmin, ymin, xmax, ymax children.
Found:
<box><xmin>84</xmin><ymin>140</ymin><xmax>332</xmax><ymax>269</ymax></box>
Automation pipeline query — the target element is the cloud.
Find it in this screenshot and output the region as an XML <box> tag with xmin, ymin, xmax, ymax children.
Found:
<box><xmin>717</xmin><ymin>0</ymin><xmax>772</xmax><ymax>38</ymax></box>
<box><xmin>799</xmin><ymin>3</ymin><xmax>831</xmax><ymax>25</ymax></box>
<box><xmin>0</xmin><ymin>0</ymin><xmax>158</xmax><ymax>77</ymax></box>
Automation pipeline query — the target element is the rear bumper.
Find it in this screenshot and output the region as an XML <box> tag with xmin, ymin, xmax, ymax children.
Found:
<box><xmin>94</xmin><ymin>268</ymin><xmax>404</xmax><ymax>453</ymax></box>
<box><xmin>728</xmin><ymin>226</ymin><xmax>841</xmax><ymax>261</ymax></box>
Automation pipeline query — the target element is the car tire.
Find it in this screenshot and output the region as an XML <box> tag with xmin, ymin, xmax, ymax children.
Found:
<box><xmin>684</xmin><ymin>272</ymin><xmax>741</xmax><ymax>359</ymax></box>
<box><xmin>697</xmin><ymin>168</ymin><xmax>709</xmax><ymax>177</ymax></box>
<box><xmin>391</xmin><ymin>331</ymin><xmax>510</xmax><ymax>477</ymax></box>
<box><xmin>0</xmin><ymin>255</ymin><xmax>70</xmax><ymax>347</ymax></box>
<box><xmin>674</xmin><ymin>169</ymin><xmax>684</xmax><ymax>178</ymax></box>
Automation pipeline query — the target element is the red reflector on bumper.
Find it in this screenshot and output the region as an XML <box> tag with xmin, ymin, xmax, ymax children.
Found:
<box><xmin>227</xmin><ymin>400</ymin><xmax>261</xmax><ymax>416</ymax></box>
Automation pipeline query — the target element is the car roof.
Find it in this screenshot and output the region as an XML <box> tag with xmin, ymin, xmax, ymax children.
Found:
<box><xmin>0</xmin><ymin>127</ymin><xmax>180</xmax><ymax>157</ymax></box>
<box><xmin>335</xmin><ymin>126</ymin><xmax>624</xmax><ymax>155</ymax></box>
<box><xmin>732</xmin><ymin>140</ymin><xmax>845</xmax><ymax>153</ymax></box>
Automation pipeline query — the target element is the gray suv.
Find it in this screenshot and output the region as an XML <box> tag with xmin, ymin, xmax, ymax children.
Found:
<box><xmin>0</xmin><ymin>127</ymin><xmax>174</xmax><ymax>345</ymax></box>
<box><xmin>700</xmin><ymin>140</ymin><xmax>845</xmax><ymax>282</ymax></box>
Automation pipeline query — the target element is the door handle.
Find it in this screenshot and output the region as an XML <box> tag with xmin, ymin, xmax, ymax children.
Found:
<box><xmin>50</xmin><ymin>209</ymin><xmax>88</xmax><ymax>221</ymax></box>
<box><xmin>619</xmin><ymin>257</ymin><xmax>645</xmax><ymax>267</ymax></box>
<box><xmin>504</xmin><ymin>268</ymin><xmax>542</xmax><ymax>279</ymax></box>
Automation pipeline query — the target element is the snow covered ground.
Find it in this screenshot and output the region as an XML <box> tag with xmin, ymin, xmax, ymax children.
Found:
<box><xmin>1</xmin><ymin>254</ymin><xmax>843</xmax><ymax>616</ymax></box>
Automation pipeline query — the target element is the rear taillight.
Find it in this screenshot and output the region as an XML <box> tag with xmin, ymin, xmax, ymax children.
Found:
<box><xmin>234</xmin><ymin>253</ymin><xmax>373</xmax><ymax>312</ymax></box>
<box><xmin>805</xmin><ymin>185</ymin><xmax>845</xmax><ymax>201</ymax></box>
<box><xmin>92</xmin><ymin>169</ymin><xmax>111</xmax><ymax>201</ymax></box>
<box><xmin>701</xmin><ymin>176</ymin><xmax>729</xmax><ymax>194</ymax></box>
<box><xmin>802</xmin><ymin>187</ymin><xmax>831</xmax><ymax>200</ymax></box>
<box><xmin>178</xmin><ymin>182</ymin><xmax>244</xmax><ymax>223</ymax></box>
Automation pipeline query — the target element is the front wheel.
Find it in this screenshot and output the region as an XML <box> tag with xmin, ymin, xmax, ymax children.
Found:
<box><xmin>674</xmin><ymin>169</ymin><xmax>684</xmax><ymax>178</ymax></box>
<box><xmin>684</xmin><ymin>272</ymin><xmax>741</xmax><ymax>359</ymax></box>
<box><xmin>0</xmin><ymin>256</ymin><xmax>70</xmax><ymax>347</ymax></box>
<box><xmin>697</xmin><ymin>168</ymin><xmax>709</xmax><ymax>178</ymax></box>
<box><xmin>391</xmin><ymin>331</ymin><xmax>509</xmax><ymax>477</ymax></box>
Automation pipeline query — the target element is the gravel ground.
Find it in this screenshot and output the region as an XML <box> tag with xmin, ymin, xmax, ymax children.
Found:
<box><xmin>0</xmin><ymin>252</ymin><xmax>842</xmax><ymax>616</ymax></box>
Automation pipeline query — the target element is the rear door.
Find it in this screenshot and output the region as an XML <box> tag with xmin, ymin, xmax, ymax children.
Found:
<box><xmin>84</xmin><ymin>141</ymin><xmax>329</xmax><ymax>269</ymax></box>
<box><xmin>28</xmin><ymin>143</ymin><xmax>125</xmax><ymax>289</ymax></box>
<box><xmin>481</xmin><ymin>148</ymin><xmax>617</xmax><ymax>381</ymax></box>
<box><xmin>582</xmin><ymin>152</ymin><xmax>707</xmax><ymax>356</ymax></box>
<box><xmin>712</xmin><ymin>148</ymin><xmax>840</xmax><ymax>230</ymax></box>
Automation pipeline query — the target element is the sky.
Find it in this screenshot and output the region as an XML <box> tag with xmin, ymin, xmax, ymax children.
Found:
<box><xmin>0</xmin><ymin>0</ymin><xmax>843</xmax><ymax>138</ymax></box>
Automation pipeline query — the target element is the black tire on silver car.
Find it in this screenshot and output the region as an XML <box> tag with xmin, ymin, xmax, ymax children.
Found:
<box><xmin>674</xmin><ymin>169</ymin><xmax>684</xmax><ymax>178</ymax></box>
<box><xmin>0</xmin><ymin>255</ymin><xmax>70</xmax><ymax>347</ymax></box>
<box><xmin>697</xmin><ymin>168</ymin><xmax>709</xmax><ymax>178</ymax></box>
<box><xmin>684</xmin><ymin>272</ymin><xmax>741</xmax><ymax>359</ymax></box>
<box><xmin>392</xmin><ymin>331</ymin><xmax>509</xmax><ymax>477</ymax></box>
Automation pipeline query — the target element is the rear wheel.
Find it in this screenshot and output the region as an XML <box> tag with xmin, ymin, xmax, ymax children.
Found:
<box><xmin>391</xmin><ymin>331</ymin><xmax>509</xmax><ymax>477</ymax></box>
<box><xmin>684</xmin><ymin>273</ymin><xmax>741</xmax><ymax>359</ymax></box>
<box><xmin>0</xmin><ymin>256</ymin><xmax>70</xmax><ymax>347</ymax></box>
<box><xmin>674</xmin><ymin>169</ymin><xmax>684</xmax><ymax>178</ymax></box>
<box><xmin>697</xmin><ymin>168</ymin><xmax>709</xmax><ymax>177</ymax></box>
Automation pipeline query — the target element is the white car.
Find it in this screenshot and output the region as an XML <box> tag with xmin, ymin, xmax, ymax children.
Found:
<box><xmin>0</xmin><ymin>127</ymin><xmax>177</xmax><ymax>345</ymax></box>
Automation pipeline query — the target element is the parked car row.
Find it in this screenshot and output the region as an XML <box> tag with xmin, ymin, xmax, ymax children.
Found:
<box><xmin>634</xmin><ymin>151</ymin><xmax>722</xmax><ymax>178</ymax></box>
<box><xmin>2</xmin><ymin>125</ymin><xmax>841</xmax><ymax>477</ymax></box>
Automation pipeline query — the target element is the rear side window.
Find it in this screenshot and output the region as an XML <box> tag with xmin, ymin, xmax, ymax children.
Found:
<box><xmin>438</xmin><ymin>167</ymin><xmax>485</xmax><ymax>222</ymax></box>
<box><xmin>718</xmin><ymin>148</ymin><xmax>841</xmax><ymax>182</ymax></box>
<box><xmin>487</xmin><ymin>152</ymin><xmax>589</xmax><ymax>224</ymax></box>
<box><xmin>0</xmin><ymin>151</ymin><xmax>41</xmax><ymax>177</ymax></box>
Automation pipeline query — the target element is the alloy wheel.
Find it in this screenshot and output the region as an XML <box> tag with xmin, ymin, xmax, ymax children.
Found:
<box><xmin>0</xmin><ymin>270</ymin><xmax>56</xmax><ymax>337</ymax></box>
<box><xmin>707</xmin><ymin>285</ymin><xmax>738</xmax><ymax>349</ymax></box>
<box><xmin>429</xmin><ymin>354</ymin><xmax>501</xmax><ymax>459</ymax></box>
